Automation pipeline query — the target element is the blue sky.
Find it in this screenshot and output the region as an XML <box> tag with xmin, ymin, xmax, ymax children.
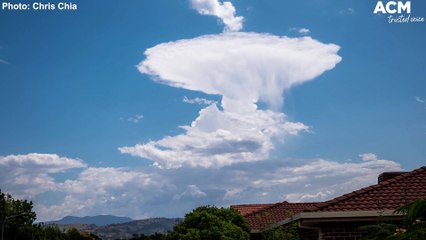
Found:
<box><xmin>0</xmin><ymin>0</ymin><xmax>425</xmax><ymax>221</ymax></box>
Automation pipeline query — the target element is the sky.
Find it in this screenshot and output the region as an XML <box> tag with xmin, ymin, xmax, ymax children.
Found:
<box><xmin>0</xmin><ymin>0</ymin><xmax>425</xmax><ymax>222</ymax></box>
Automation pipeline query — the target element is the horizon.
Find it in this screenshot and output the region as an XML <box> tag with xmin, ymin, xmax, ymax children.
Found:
<box><xmin>1</xmin><ymin>0</ymin><xmax>425</xmax><ymax>222</ymax></box>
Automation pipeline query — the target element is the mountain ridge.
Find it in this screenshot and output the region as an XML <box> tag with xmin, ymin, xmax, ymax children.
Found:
<box><xmin>47</xmin><ymin>215</ymin><xmax>133</xmax><ymax>226</ymax></box>
<box><xmin>46</xmin><ymin>216</ymin><xmax>182</xmax><ymax>239</ymax></box>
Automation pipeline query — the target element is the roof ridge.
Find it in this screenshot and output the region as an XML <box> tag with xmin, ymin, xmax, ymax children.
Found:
<box><xmin>244</xmin><ymin>202</ymin><xmax>283</xmax><ymax>218</ymax></box>
<box><xmin>306</xmin><ymin>166</ymin><xmax>426</xmax><ymax>212</ymax></box>
<box><xmin>230</xmin><ymin>203</ymin><xmax>276</xmax><ymax>217</ymax></box>
<box><xmin>245</xmin><ymin>201</ymin><xmax>319</xmax><ymax>218</ymax></box>
<box><xmin>231</xmin><ymin>203</ymin><xmax>270</xmax><ymax>207</ymax></box>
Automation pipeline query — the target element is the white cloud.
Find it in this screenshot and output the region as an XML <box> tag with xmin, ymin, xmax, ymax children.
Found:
<box><xmin>0</xmin><ymin>59</ymin><xmax>8</xmax><ymax>64</ymax></box>
<box><xmin>285</xmin><ymin>190</ymin><xmax>335</xmax><ymax>202</ymax></box>
<box><xmin>282</xmin><ymin>154</ymin><xmax>402</xmax><ymax>202</ymax></box>
<box><xmin>359</xmin><ymin>152</ymin><xmax>378</xmax><ymax>161</ymax></box>
<box><xmin>415</xmin><ymin>96</ymin><xmax>425</xmax><ymax>103</ymax></box>
<box><xmin>138</xmin><ymin>33</ymin><xmax>340</xmax><ymax>112</ymax></box>
<box><xmin>36</xmin><ymin>167</ymin><xmax>168</xmax><ymax>221</ymax></box>
<box><xmin>173</xmin><ymin>185</ymin><xmax>207</xmax><ymax>200</ymax></box>
<box><xmin>127</xmin><ymin>114</ymin><xmax>144</xmax><ymax>123</ymax></box>
<box><xmin>0</xmin><ymin>153</ymin><xmax>87</xmax><ymax>198</ymax></box>
<box><xmin>0</xmin><ymin>153</ymin><xmax>86</xmax><ymax>172</ymax></box>
<box><xmin>120</xmin><ymin>104</ymin><xmax>309</xmax><ymax>168</ymax></box>
<box><xmin>183</xmin><ymin>96</ymin><xmax>216</xmax><ymax>105</ymax></box>
<box><xmin>121</xmin><ymin>32</ymin><xmax>341</xmax><ymax>168</ymax></box>
<box><xmin>289</xmin><ymin>27</ymin><xmax>311</xmax><ymax>35</ymax></box>
<box><xmin>190</xmin><ymin>0</ymin><xmax>244</xmax><ymax>32</ymax></box>
<box><xmin>223</xmin><ymin>188</ymin><xmax>243</xmax><ymax>200</ymax></box>
<box><xmin>1</xmin><ymin>152</ymin><xmax>404</xmax><ymax>222</ymax></box>
<box><xmin>298</xmin><ymin>28</ymin><xmax>311</xmax><ymax>34</ymax></box>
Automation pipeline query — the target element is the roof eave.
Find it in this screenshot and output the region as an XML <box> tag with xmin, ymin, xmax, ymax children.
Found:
<box><xmin>263</xmin><ymin>210</ymin><xmax>404</xmax><ymax>231</ymax></box>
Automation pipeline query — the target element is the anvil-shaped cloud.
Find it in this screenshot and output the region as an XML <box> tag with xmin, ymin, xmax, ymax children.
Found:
<box><xmin>120</xmin><ymin>32</ymin><xmax>341</xmax><ymax>168</ymax></box>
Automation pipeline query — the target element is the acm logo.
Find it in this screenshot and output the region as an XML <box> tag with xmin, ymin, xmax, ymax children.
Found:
<box><xmin>373</xmin><ymin>1</ymin><xmax>411</xmax><ymax>14</ymax></box>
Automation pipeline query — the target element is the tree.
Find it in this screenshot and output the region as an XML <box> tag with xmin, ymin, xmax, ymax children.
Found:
<box><xmin>67</xmin><ymin>228</ymin><xmax>100</xmax><ymax>240</ymax></box>
<box><xmin>360</xmin><ymin>222</ymin><xmax>398</xmax><ymax>240</ymax></box>
<box><xmin>395</xmin><ymin>199</ymin><xmax>426</xmax><ymax>224</ymax></box>
<box><xmin>168</xmin><ymin>205</ymin><xmax>250</xmax><ymax>240</ymax></box>
<box><xmin>1</xmin><ymin>190</ymin><xmax>100</xmax><ymax>240</ymax></box>
<box><xmin>130</xmin><ymin>233</ymin><xmax>168</xmax><ymax>240</ymax></box>
<box><xmin>360</xmin><ymin>199</ymin><xmax>426</xmax><ymax>240</ymax></box>
<box><xmin>0</xmin><ymin>190</ymin><xmax>36</xmax><ymax>240</ymax></box>
<box><xmin>261</xmin><ymin>222</ymin><xmax>300</xmax><ymax>240</ymax></box>
<box><xmin>392</xmin><ymin>199</ymin><xmax>426</xmax><ymax>240</ymax></box>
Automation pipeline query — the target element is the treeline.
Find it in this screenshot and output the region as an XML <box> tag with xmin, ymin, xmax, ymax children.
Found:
<box><xmin>129</xmin><ymin>232</ymin><xmax>167</xmax><ymax>240</ymax></box>
<box><xmin>3</xmin><ymin>188</ymin><xmax>425</xmax><ymax>240</ymax></box>
<box><xmin>1</xmin><ymin>189</ymin><xmax>251</xmax><ymax>240</ymax></box>
<box><xmin>17</xmin><ymin>224</ymin><xmax>100</xmax><ymax>240</ymax></box>
<box><xmin>0</xmin><ymin>190</ymin><xmax>99</xmax><ymax>240</ymax></box>
<box><xmin>129</xmin><ymin>205</ymin><xmax>250</xmax><ymax>240</ymax></box>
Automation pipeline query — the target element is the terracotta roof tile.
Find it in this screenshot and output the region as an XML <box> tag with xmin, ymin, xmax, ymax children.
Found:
<box><xmin>233</xmin><ymin>166</ymin><xmax>426</xmax><ymax>232</ymax></box>
<box><xmin>231</xmin><ymin>203</ymin><xmax>275</xmax><ymax>217</ymax></box>
<box><xmin>306</xmin><ymin>166</ymin><xmax>426</xmax><ymax>212</ymax></box>
<box><xmin>233</xmin><ymin>201</ymin><xmax>318</xmax><ymax>232</ymax></box>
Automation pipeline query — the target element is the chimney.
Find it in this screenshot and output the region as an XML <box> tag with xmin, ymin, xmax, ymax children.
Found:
<box><xmin>378</xmin><ymin>172</ymin><xmax>406</xmax><ymax>183</ymax></box>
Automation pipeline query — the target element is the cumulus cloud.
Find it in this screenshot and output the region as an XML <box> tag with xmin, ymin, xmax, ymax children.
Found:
<box><xmin>298</xmin><ymin>28</ymin><xmax>311</xmax><ymax>34</ymax></box>
<box><xmin>289</xmin><ymin>27</ymin><xmax>311</xmax><ymax>34</ymax></box>
<box><xmin>190</xmin><ymin>0</ymin><xmax>244</xmax><ymax>32</ymax></box>
<box><xmin>126</xmin><ymin>114</ymin><xmax>144</xmax><ymax>123</ymax></box>
<box><xmin>36</xmin><ymin>167</ymin><xmax>165</xmax><ymax>221</ymax></box>
<box><xmin>359</xmin><ymin>152</ymin><xmax>379</xmax><ymax>161</ymax></box>
<box><xmin>138</xmin><ymin>33</ymin><xmax>340</xmax><ymax>112</ymax></box>
<box><xmin>415</xmin><ymin>96</ymin><xmax>425</xmax><ymax>103</ymax></box>
<box><xmin>121</xmin><ymin>32</ymin><xmax>341</xmax><ymax>168</ymax></box>
<box><xmin>173</xmin><ymin>185</ymin><xmax>207</xmax><ymax>200</ymax></box>
<box><xmin>0</xmin><ymin>153</ymin><xmax>86</xmax><ymax>197</ymax></box>
<box><xmin>283</xmin><ymin>154</ymin><xmax>402</xmax><ymax>202</ymax></box>
<box><xmin>1</xmin><ymin>152</ymin><xmax>403</xmax><ymax>222</ymax></box>
<box><xmin>120</xmin><ymin>104</ymin><xmax>309</xmax><ymax>168</ymax></box>
<box><xmin>183</xmin><ymin>96</ymin><xmax>216</xmax><ymax>105</ymax></box>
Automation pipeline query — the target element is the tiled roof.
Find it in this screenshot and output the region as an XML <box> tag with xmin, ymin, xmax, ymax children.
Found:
<box><xmin>306</xmin><ymin>166</ymin><xmax>426</xmax><ymax>212</ymax></box>
<box><xmin>232</xmin><ymin>166</ymin><xmax>426</xmax><ymax>232</ymax></box>
<box><xmin>231</xmin><ymin>203</ymin><xmax>275</xmax><ymax>217</ymax></box>
<box><xmin>233</xmin><ymin>201</ymin><xmax>317</xmax><ymax>232</ymax></box>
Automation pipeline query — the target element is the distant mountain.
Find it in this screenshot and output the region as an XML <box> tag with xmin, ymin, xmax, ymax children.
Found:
<box><xmin>48</xmin><ymin>215</ymin><xmax>133</xmax><ymax>226</ymax></box>
<box><xmin>92</xmin><ymin>218</ymin><xmax>182</xmax><ymax>239</ymax></box>
<box><xmin>48</xmin><ymin>217</ymin><xmax>182</xmax><ymax>240</ymax></box>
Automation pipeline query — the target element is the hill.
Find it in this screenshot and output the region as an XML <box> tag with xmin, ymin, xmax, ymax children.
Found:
<box><xmin>91</xmin><ymin>218</ymin><xmax>181</xmax><ymax>239</ymax></box>
<box><xmin>48</xmin><ymin>217</ymin><xmax>182</xmax><ymax>239</ymax></box>
<box><xmin>48</xmin><ymin>215</ymin><xmax>133</xmax><ymax>226</ymax></box>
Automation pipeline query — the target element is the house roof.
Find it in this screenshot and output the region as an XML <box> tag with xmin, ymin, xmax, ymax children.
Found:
<box><xmin>232</xmin><ymin>201</ymin><xmax>317</xmax><ymax>232</ymax></box>
<box><xmin>231</xmin><ymin>203</ymin><xmax>275</xmax><ymax>217</ymax></box>
<box><xmin>233</xmin><ymin>166</ymin><xmax>426</xmax><ymax>232</ymax></box>
<box><xmin>306</xmin><ymin>166</ymin><xmax>426</xmax><ymax>212</ymax></box>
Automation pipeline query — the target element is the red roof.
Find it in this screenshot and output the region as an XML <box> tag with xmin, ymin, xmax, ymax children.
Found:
<box><xmin>232</xmin><ymin>201</ymin><xmax>317</xmax><ymax>232</ymax></box>
<box><xmin>306</xmin><ymin>166</ymin><xmax>426</xmax><ymax>212</ymax></box>
<box><xmin>232</xmin><ymin>166</ymin><xmax>426</xmax><ymax>232</ymax></box>
<box><xmin>231</xmin><ymin>203</ymin><xmax>275</xmax><ymax>216</ymax></box>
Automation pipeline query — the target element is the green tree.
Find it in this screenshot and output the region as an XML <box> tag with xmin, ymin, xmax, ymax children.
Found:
<box><xmin>130</xmin><ymin>233</ymin><xmax>168</xmax><ymax>240</ymax></box>
<box><xmin>67</xmin><ymin>228</ymin><xmax>100</xmax><ymax>240</ymax></box>
<box><xmin>1</xmin><ymin>190</ymin><xmax>100</xmax><ymax>240</ymax></box>
<box><xmin>261</xmin><ymin>222</ymin><xmax>300</xmax><ymax>240</ymax></box>
<box><xmin>360</xmin><ymin>199</ymin><xmax>426</xmax><ymax>240</ymax></box>
<box><xmin>0</xmin><ymin>190</ymin><xmax>37</xmax><ymax>240</ymax></box>
<box><xmin>360</xmin><ymin>222</ymin><xmax>398</xmax><ymax>240</ymax></box>
<box><xmin>392</xmin><ymin>199</ymin><xmax>426</xmax><ymax>240</ymax></box>
<box><xmin>395</xmin><ymin>199</ymin><xmax>426</xmax><ymax>224</ymax></box>
<box><xmin>169</xmin><ymin>205</ymin><xmax>250</xmax><ymax>240</ymax></box>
